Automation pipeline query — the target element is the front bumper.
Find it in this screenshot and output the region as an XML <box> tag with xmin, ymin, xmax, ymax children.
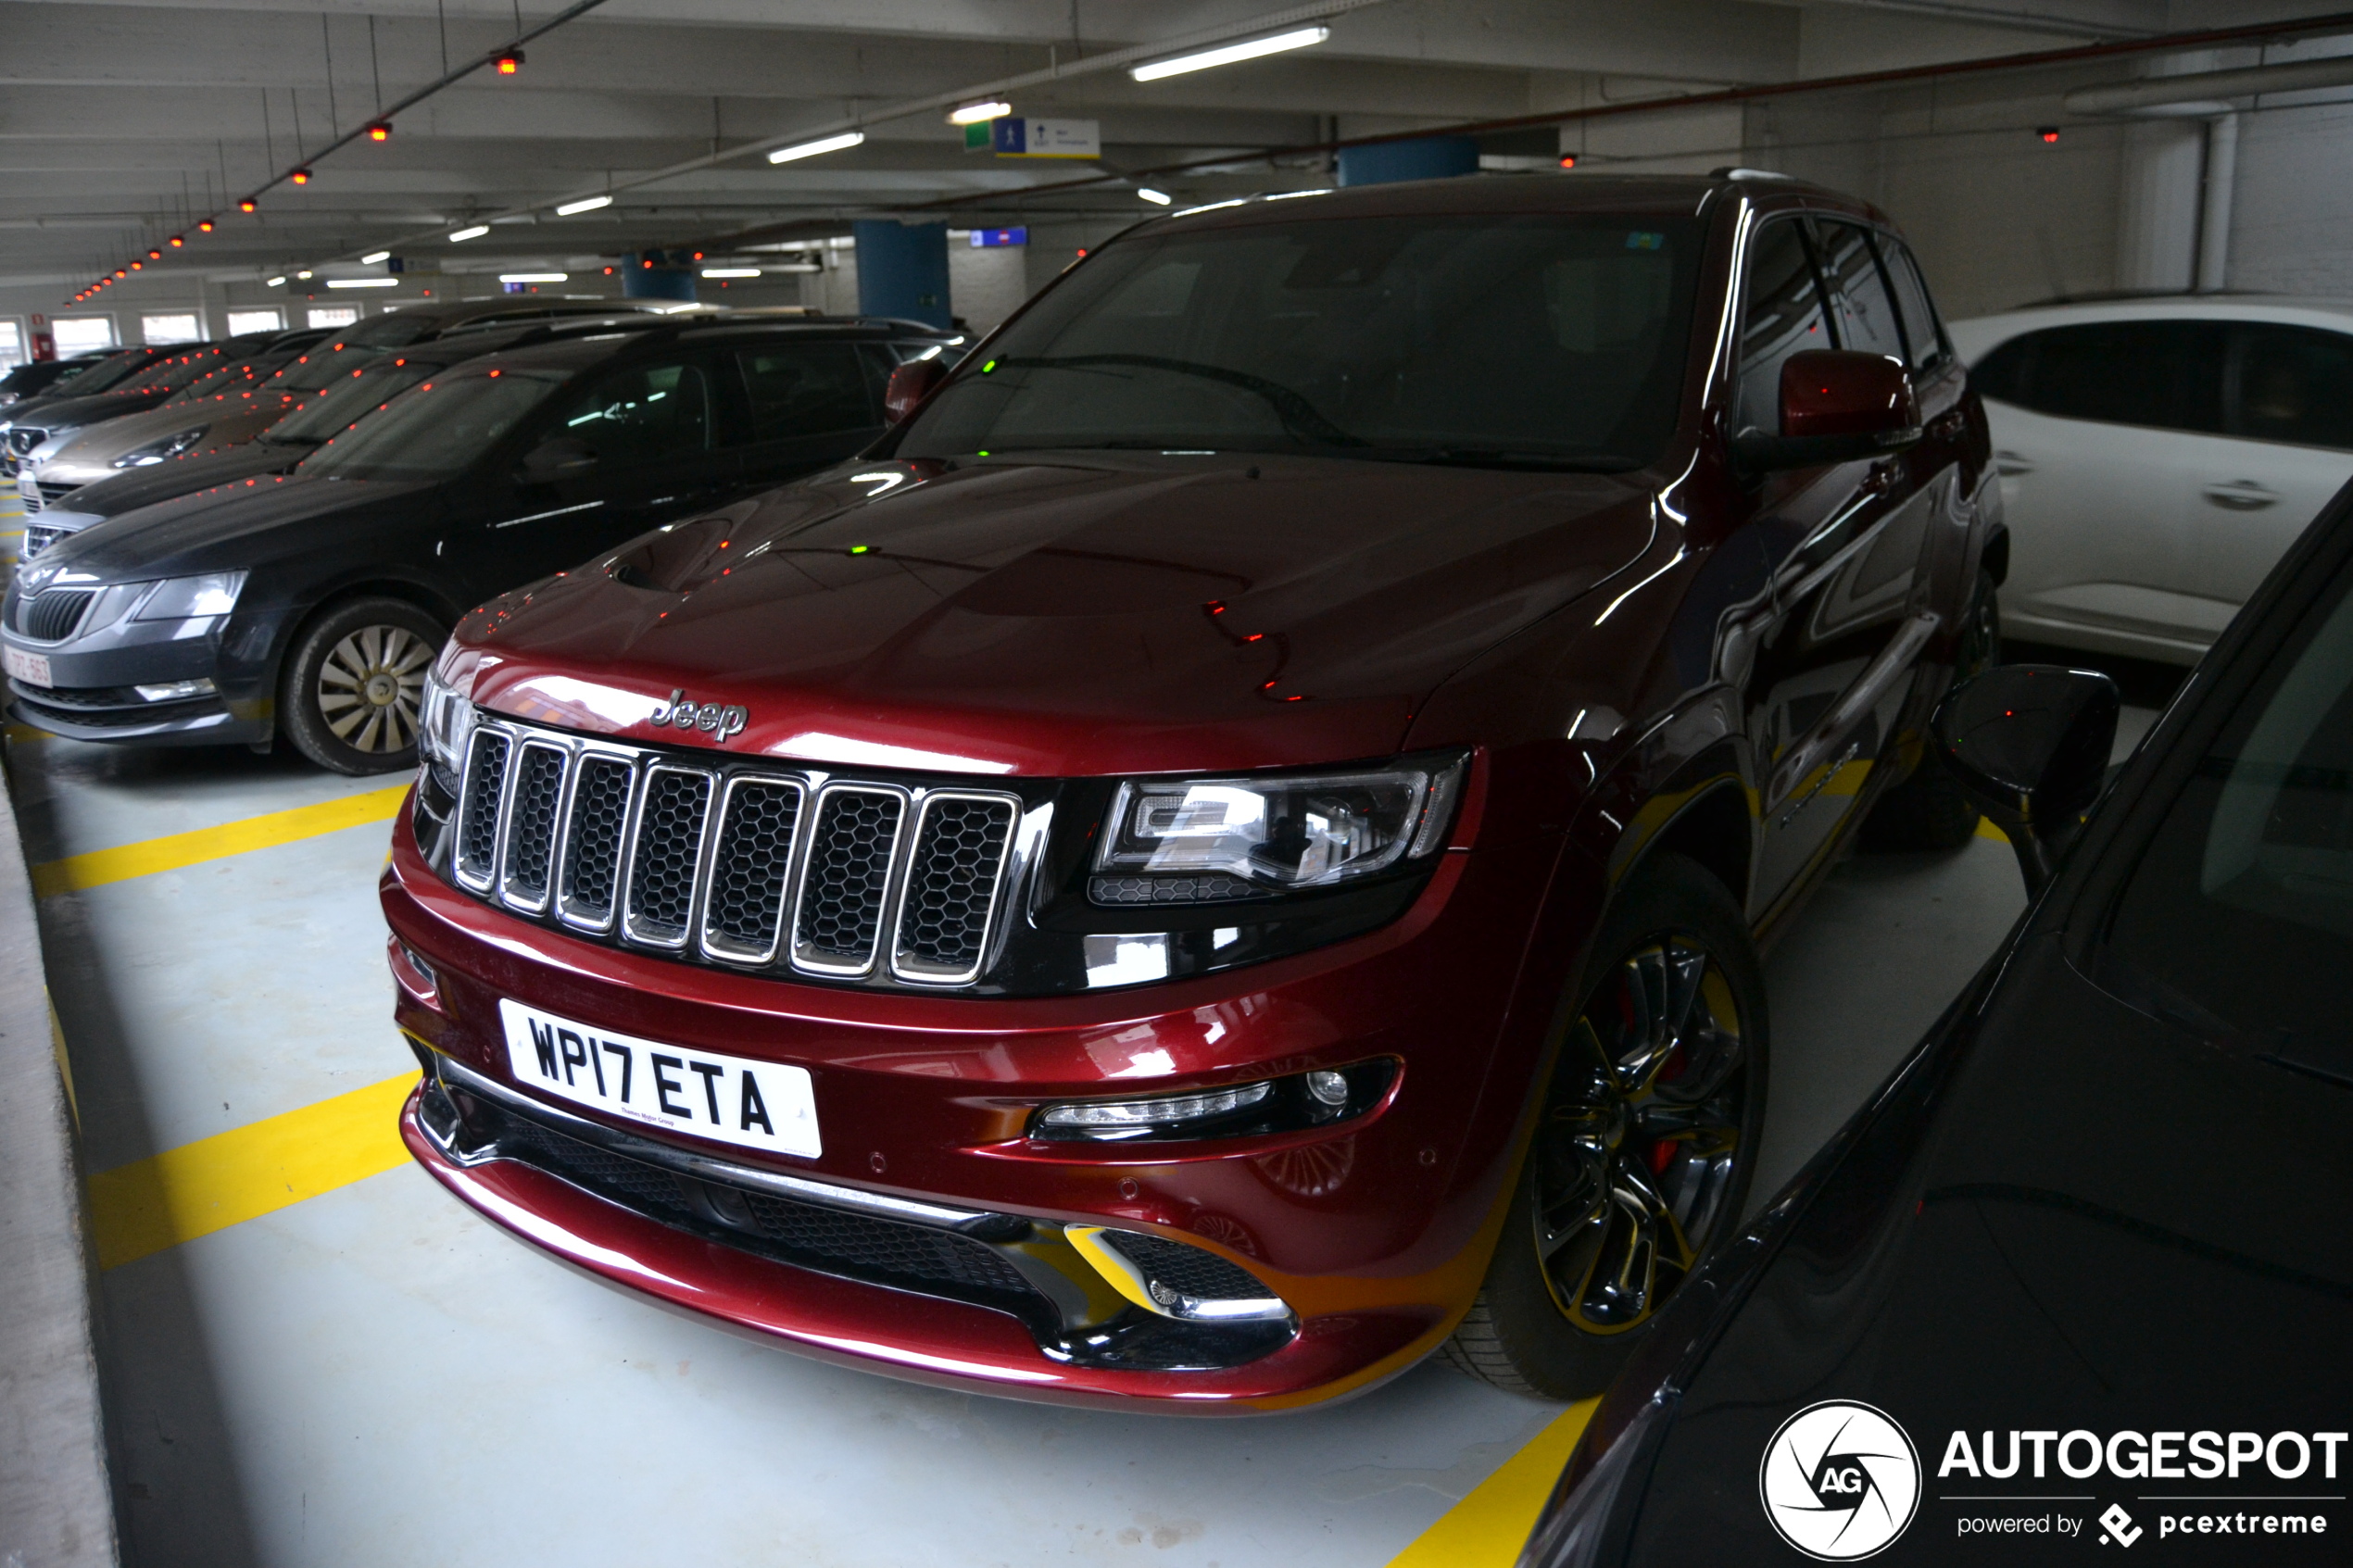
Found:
<box><xmin>384</xmin><ymin>789</ymin><xmax>1569</xmax><ymax>1410</ymax></box>
<box><xmin>2</xmin><ymin>606</ymin><xmax>271</xmax><ymax>746</ymax></box>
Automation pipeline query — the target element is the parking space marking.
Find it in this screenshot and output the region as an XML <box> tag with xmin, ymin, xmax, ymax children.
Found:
<box><xmin>1385</xmin><ymin>1398</ymin><xmax>1597</xmax><ymax>1566</ymax></box>
<box><xmin>30</xmin><ymin>781</ymin><xmax>409</xmax><ymax>897</ymax></box>
<box><xmin>85</xmin><ymin>1071</ymin><xmax>417</xmax><ymax>1270</ymax></box>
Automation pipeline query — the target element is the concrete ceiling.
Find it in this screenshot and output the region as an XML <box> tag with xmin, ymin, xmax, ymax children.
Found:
<box><xmin>2</xmin><ymin>0</ymin><xmax>2343</xmax><ymax>310</ymax></box>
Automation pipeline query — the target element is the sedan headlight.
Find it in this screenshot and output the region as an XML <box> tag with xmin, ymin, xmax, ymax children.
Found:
<box><xmin>132</xmin><ymin>571</ymin><xmax>246</xmax><ymax>621</ymax></box>
<box><xmin>110</xmin><ymin>427</ymin><xmax>208</xmax><ymax>468</ymax></box>
<box><xmin>1091</xmin><ymin>754</ymin><xmax>1466</xmax><ymax>903</ymax></box>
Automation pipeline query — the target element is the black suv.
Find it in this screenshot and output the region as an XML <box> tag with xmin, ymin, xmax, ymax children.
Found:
<box><xmin>3</xmin><ymin>318</ymin><xmax>959</xmax><ymax>771</ymax></box>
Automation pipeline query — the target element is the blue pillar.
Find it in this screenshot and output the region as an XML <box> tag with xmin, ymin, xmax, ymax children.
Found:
<box><xmin>623</xmin><ymin>251</ymin><xmax>697</xmax><ymax>302</ymax></box>
<box><xmin>1337</xmin><ymin>136</ymin><xmax>1480</xmax><ymax>188</ymax></box>
<box><xmin>853</xmin><ymin>220</ymin><xmax>952</xmax><ymax>330</ymax></box>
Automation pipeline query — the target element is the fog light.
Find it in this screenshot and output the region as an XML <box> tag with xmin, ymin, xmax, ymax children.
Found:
<box><xmin>1305</xmin><ymin>1070</ymin><xmax>1348</xmax><ymax>1107</ymax></box>
<box><xmin>1038</xmin><ymin>1081</ymin><xmax>1272</xmax><ymax>1136</ymax></box>
<box><xmin>133</xmin><ymin>677</ymin><xmax>217</xmax><ymax>702</ymax></box>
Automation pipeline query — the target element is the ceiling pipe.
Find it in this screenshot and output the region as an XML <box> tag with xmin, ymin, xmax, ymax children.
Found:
<box><xmin>1838</xmin><ymin>1</ymin><xmax>2158</xmax><ymax>41</ymax></box>
<box><xmin>2066</xmin><ymin>52</ymin><xmax>2353</xmax><ymax>113</ymax></box>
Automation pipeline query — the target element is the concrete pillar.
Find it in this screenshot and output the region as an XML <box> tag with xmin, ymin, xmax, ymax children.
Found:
<box><xmin>2196</xmin><ymin>112</ymin><xmax>2239</xmax><ymax>295</ymax></box>
<box><xmin>853</xmin><ymin>220</ymin><xmax>952</xmax><ymax>330</ymax></box>
<box><xmin>1337</xmin><ymin>135</ymin><xmax>1479</xmax><ymax>187</ymax></box>
<box><xmin>2114</xmin><ymin>119</ymin><xmax>2203</xmax><ymax>294</ymax></box>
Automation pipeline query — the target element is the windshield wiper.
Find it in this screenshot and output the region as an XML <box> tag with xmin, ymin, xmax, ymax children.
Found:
<box><xmin>989</xmin><ymin>355</ymin><xmax>1364</xmax><ymax>448</ymax></box>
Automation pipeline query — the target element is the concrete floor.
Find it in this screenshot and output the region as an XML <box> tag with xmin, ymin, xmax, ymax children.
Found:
<box><xmin>10</xmin><ymin>654</ymin><xmax>2159</xmax><ymax>1566</ymax></box>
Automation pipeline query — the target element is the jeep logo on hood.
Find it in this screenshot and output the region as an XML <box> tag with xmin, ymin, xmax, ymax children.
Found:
<box><xmin>648</xmin><ymin>690</ymin><xmax>747</xmax><ymax>741</ymax></box>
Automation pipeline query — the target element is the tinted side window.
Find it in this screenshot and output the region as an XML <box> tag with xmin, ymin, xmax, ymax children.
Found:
<box><xmin>1881</xmin><ymin>241</ymin><xmax>1947</xmax><ymax>370</ymax></box>
<box><xmin>1813</xmin><ymin>220</ymin><xmax>1906</xmax><ymax>360</ymax></box>
<box><xmin>550</xmin><ymin>360</ymin><xmax>713</xmax><ymax>467</ymax></box>
<box><xmin>1736</xmin><ymin>219</ymin><xmax>1834</xmax><ymax>436</ymax></box>
<box><xmin>736</xmin><ymin>345</ymin><xmax>876</xmax><ymax>440</ymax></box>
<box><xmin>2230</xmin><ymin>324</ymin><xmax>2353</xmax><ymax>451</ymax></box>
<box><xmin>1973</xmin><ymin>321</ymin><xmax>2225</xmax><ymax>434</ymax></box>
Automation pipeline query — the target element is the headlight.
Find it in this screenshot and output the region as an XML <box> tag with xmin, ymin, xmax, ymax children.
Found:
<box><xmin>417</xmin><ymin>667</ymin><xmax>476</xmax><ymax>780</ymax></box>
<box><xmin>1091</xmin><ymin>754</ymin><xmax>1466</xmax><ymax>903</ymax></box>
<box><xmin>110</xmin><ymin>427</ymin><xmax>207</xmax><ymax>468</ymax></box>
<box><xmin>132</xmin><ymin>571</ymin><xmax>246</xmax><ymax>621</ymax></box>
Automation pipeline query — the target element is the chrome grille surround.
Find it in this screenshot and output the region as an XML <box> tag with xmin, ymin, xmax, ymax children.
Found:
<box><xmin>448</xmin><ymin>711</ymin><xmax>1029</xmax><ymax>989</ymax></box>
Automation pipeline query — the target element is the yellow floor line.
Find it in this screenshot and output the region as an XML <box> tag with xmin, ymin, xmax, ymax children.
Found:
<box><xmin>86</xmin><ymin>1072</ymin><xmax>417</xmax><ymax>1271</ymax></box>
<box><xmin>1385</xmin><ymin>1399</ymin><xmax>1599</xmax><ymax>1567</ymax></box>
<box><xmin>1976</xmin><ymin>817</ymin><xmax>2008</xmax><ymax>843</ymax></box>
<box><xmin>4</xmin><ymin>721</ymin><xmax>48</xmax><ymax>744</ymax></box>
<box><xmin>31</xmin><ymin>782</ymin><xmax>409</xmax><ymax>897</ymax></box>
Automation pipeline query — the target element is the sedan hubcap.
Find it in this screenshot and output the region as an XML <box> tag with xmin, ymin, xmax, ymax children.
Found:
<box><xmin>1532</xmin><ymin>937</ymin><xmax>1748</xmax><ymax>1335</ymax></box>
<box><xmin>318</xmin><ymin>625</ymin><xmax>430</xmax><ymax>754</ymax></box>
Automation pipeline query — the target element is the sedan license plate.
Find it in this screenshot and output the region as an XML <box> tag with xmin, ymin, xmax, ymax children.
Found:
<box><xmin>3</xmin><ymin>646</ymin><xmax>52</xmax><ymax>687</ymax></box>
<box><xmin>497</xmin><ymin>999</ymin><xmax>821</xmax><ymax>1159</ymax></box>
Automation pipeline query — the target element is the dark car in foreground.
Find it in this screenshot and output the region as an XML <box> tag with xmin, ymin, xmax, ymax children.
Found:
<box><xmin>380</xmin><ymin>171</ymin><xmax>2001</xmax><ymax>1411</ymax></box>
<box><xmin>1</xmin><ymin>317</ymin><xmax>958</xmax><ymax>771</ymax></box>
<box><xmin>1521</xmin><ymin>491</ymin><xmax>2353</xmax><ymax>1561</ymax></box>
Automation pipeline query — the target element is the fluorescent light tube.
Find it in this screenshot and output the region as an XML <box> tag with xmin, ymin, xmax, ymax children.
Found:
<box><xmin>768</xmin><ymin>131</ymin><xmax>864</xmax><ymax>164</ymax></box>
<box><xmin>327</xmin><ymin>277</ymin><xmax>400</xmax><ymax>288</ymax></box>
<box><xmin>949</xmin><ymin>101</ymin><xmax>1013</xmax><ymax>125</ymax></box>
<box><xmin>360</xmin><ymin>250</ymin><xmax>391</xmax><ymax>264</ymax></box>
<box><xmin>265</xmin><ymin>276</ymin><xmax>286</xmax><ymax>287</ymax></box>
<box><xmin>554</xmin><ymin>194</ymin><xmax>612</xmax><ymax>216</ymax></box>
<box><xmin>1137</xmin><ymin>187</ymin><xmax>1174</xmax><ymax>205</ymax></box>
<box><xmin>498</xmin><ymin>272</ymin><xmax>568</xmax><ymax>283</ymax></box>
<box><xmin>701</xmin><ymin>267</ymin><xmax>761</xmax><ymax>278</ymax></box>
<box><xmin>449</xmin><ymin>225</ymin><xmax>490</xmax><ymax>242</ymax></box>
<box><xmin>1130</xmin><ymin>26</ymin><xmax>1328</xmax><ymax>82</ymax></box>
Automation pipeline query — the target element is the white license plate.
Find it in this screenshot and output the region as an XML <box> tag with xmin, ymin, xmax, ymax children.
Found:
<box><xmin>498</xmin><ymin>999</ymin><xmax>822</xmax><ymax>1159</ymax></box>
<box><xmin>3</xmin><ymin>646</ymin><xmax>52</xmax><ymax>687</ymax></box>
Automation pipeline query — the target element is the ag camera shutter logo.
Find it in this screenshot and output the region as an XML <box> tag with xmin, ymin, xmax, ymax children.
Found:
<box><xmin>1759</xmin><ymin>1400</ymin><xmax>1922</xmax><ymax>1560</ymax></box>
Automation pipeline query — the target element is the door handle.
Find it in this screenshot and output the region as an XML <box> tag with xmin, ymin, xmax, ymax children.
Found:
<box><xmin>1993</xmin><ymin>450</ymin><xmax>2034</xmax><ymax>477</ymax></box>
<box><xmin>2203</xmin><ymin>481</ymin><xmax>2280</xmax><ymax>511</ymax></box>
<box><xmin>1861</xmin><ymin>461</ymin><xmax>1902</xmax><ymax>495</ymax></box>
<box><xmin>1926</xmin><ymin>408</ymin><xmax>1966</xmax><ymax>439</ymax></box>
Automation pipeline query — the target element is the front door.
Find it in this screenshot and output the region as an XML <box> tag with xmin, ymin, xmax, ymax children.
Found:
<box><xmin>2183</xmin><ymin>321</ymin><xmax>2353</xmax><ymax>618</ymax></box>
<box><xmin>1743</xmin><ymin>218</ymin><xmax>1942</xmax><ymax>912</ymax></box>
<box><xmin>468</xmin><ymin>354</ymin><xmax>739</xmax><ymax>599</ymax></box>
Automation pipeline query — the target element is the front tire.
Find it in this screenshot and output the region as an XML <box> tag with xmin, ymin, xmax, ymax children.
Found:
<box><xmin>1444</xmin><ymin>852</ymin><xmax>1768</xmax><ymax>1399</ymax></box>
<box><xmin>278</xmin><ymin>596</ymin><xmax>444</xmax><ymax>774</ymax></box>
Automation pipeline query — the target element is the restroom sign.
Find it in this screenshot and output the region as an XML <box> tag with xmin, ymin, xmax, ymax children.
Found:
<box><xmin>993</xmin><ymin>118</ymin><xmax>1101</xmax><ymax>158</ymax></box>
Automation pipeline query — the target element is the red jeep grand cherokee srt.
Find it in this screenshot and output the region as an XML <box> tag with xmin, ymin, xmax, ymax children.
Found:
<box><xmin>383</xmin><ymin>171</ymin><xmax>1998</xmax><ymax>1411</ymax></box>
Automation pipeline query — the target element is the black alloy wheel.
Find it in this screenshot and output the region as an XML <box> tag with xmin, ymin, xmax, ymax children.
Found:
<box><xmin>1530</xmin><ymin>938</ymin><xmax>1748</xmax><ymax>1334</ymax></box>
<box><xmin>1863</xmin><ymin>566</ymin><xmax>2001</xmax><ymax>851</ymax></box>
<box><xmin>1445</xmin><ymin>852</ymin><xmax>1768</xmax><ymax>1399</ymax></box>
<box><xmin>279</xmin><ymin>596</ymin><xmax>446</xmax><ymax>774</ymax></box>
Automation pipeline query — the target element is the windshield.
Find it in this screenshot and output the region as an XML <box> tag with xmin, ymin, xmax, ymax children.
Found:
<box><xmin>259</xmin><ymin>342</ymin><xmax>382</xmax><ymax>396</ymax></box>
<box><xmin>2105</xmin><ymin>556</ymin><xmax>2353</xmax><ymax>1070</ymax></box>
<box><xmin>113</xmin><ymin>350</ymin><xmax>223</xmax><ymax>396</ymax></box>
<box><xmin>895</xmin><ymin>210</ymin><xmax>1704</xmax><ymax>470</ymax></box>
<box><xmin>162</xmin><ymin>358</ymin><xmax>275</xmax><ymax>406</ymax></box>
<box><xmin>54</xmin><ymin>351</ymin><xmax>160</xmax><ymax>397</ymax></box>
<box><xmin>295</xmin><ymin>367</ymin><xmax>567</xmax><ymax>481</ymax></box>
<box><xmin>263</xmin><ymin>357</ymin><xmax>443</xmax><ymax>445</ymax></box>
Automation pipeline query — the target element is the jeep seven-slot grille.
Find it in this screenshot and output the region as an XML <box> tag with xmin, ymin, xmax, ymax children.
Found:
<box><xmin>451</xmin><ymin>715</ymin><xmax>1024</xmax><ymax>989</ymax></box>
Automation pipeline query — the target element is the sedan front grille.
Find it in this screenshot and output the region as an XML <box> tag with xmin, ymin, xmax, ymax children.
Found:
<box><xmin>450</xmin><ymin>713</ymin><xmax>1026</xmax><ymax>990</ymax></box>
<box><xmin>35</xmin><ymin>482</ymin><xmax>79</xmax><ymax>508</ymax></box>
<box><xmin>13</xmin><ymin>587</ymin><xmax>97</xmax><ymax>642</ymax></box>
<box><xmin>22</xmin><ymin>525</ymin><xmax>63</xmax><ymax>558</ymax></box>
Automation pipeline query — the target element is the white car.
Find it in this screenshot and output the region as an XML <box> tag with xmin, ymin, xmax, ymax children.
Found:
<box><xmin>1949</xmin><ymin>296</ymin><xmax>2353</xmax><ymax>665</ymax></box>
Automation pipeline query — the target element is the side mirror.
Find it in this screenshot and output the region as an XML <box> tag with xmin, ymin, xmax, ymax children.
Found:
<box><xmin>884</xmin><ymin>358</ymin><xmax>948</xmax><ymax>425</ymax></box>
<box><xmin>521</xmin><ymin>435</ymin><xmax>597</xmax><ymax>483</ymax></box>
<box><xmin>1931</xmin><ymin>663</ymin><xmax>2120</xmax><ymax>896</ymax></box>
<box><xmin>1732</xmin><ymin>349</ymin><xmax>1922</xmax><ymax>473</ymax></box>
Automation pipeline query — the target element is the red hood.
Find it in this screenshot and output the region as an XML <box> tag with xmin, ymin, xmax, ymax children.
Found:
<box><xmin>457</xmin><ymin>452</ymin><xmax>1656</xmax><ymax>777</ymax></box>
